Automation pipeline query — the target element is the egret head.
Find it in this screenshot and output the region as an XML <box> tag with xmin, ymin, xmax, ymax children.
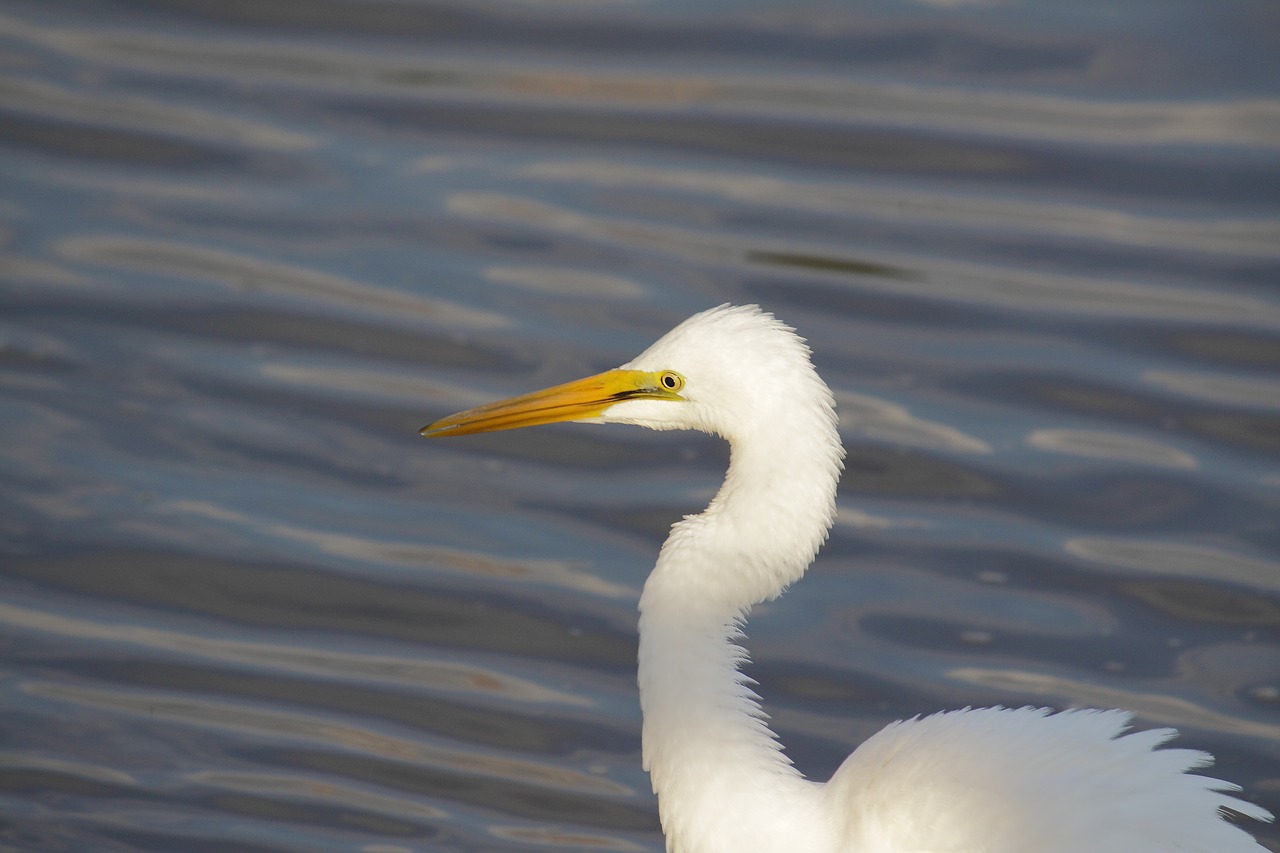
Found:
<box><xmin>421</xmin><ymin>304</ymin><xmax>829</xmax><ymax>442</ymax></box>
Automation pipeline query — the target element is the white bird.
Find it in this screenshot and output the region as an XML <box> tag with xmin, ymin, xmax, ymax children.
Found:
<box><xmin>422</xmin><ymin>304</ymin><xmax>1271</xmax><ymax>853</ymax></box>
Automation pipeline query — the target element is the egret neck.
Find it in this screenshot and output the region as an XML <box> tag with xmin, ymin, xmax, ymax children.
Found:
<box><xmin>638</xmin><ymin>392</ymin><xmax>843</xmax><ymax>853</ymax></box>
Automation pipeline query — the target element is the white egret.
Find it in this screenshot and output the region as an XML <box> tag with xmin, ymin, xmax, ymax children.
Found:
<box><xmin>422</xmin><ymin>304</ymin><xmax>1271</xmax><ymax>852</ymax></box>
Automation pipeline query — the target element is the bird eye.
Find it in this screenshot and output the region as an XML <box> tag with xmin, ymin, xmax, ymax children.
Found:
<box><xmin>658</xmin><ymin>371</ymin><xmax>684</xmax><ymax>392</ymax></box>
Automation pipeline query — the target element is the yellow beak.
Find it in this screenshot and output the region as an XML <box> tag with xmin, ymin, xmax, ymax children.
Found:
<box><xmin>421</xmin><ymin>369</ymin><xmax>683</xmax><ymax>437</ymax></box>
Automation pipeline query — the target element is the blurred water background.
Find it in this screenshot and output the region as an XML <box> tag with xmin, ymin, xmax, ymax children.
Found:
<box><xmin>2</xmin><ymin>1</ymin><xmax>1279</xmax><ymax>850</ymax></box>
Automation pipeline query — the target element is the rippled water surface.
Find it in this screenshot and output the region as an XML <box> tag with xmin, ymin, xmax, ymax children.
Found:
<box><xmin>3</xmin><ymin>1</ymin><xmax>1279</xmax><ymax>850</ymax></box>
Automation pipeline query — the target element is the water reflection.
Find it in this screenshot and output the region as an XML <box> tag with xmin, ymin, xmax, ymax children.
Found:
<box><xmin>0</xmin><ymin>601</ymin><xmax>592</xmax><ymax>704</ymax></box>
<box><xmin>950</xmin><ymin>664</ymin><xmax>1280</xmax><ymax>742</ymax></box>
<box><xmin>1066</xmin><ymin>538</ymin><xmax>1280</xmax><ymax>593</ymax></box>
<box><xmin>837</xmin><ymin>389</ymin><xmax>991</xmax><ymax>454</ymax></box>
<box><xmin>59</xmin><ymin>236</ymin><xmax>505</xmax><ymax>328</ymax></box>
<box><xmin>24</xmin><ymin>679</ymin><xmax>620</xmax><ymax>792</ymax></box>
<box><xmin>485</xmin><ymin>265</ymin><xmax>646</xmax><ymax>299</ymax></box>
<box><xmin>524</xmin><ymin>159</ymin><xmax>1280</xmax><ymax>258</ymax></box>
<box><xmin>1028</xmin><ymin>428</ymin><xmax>1197</xmax><ymax>469</ymax></box>
<box><xmin>1144</xmin><ymin>370</ymin><xmax>1280</xmax><ymax>411</ymax></box>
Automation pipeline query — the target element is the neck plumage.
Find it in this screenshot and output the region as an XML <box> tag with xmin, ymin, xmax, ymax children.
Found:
<box><xmin>637</xmin><ymin>405</ymin><xmax>843</xmax><ymax>852</ymax></box>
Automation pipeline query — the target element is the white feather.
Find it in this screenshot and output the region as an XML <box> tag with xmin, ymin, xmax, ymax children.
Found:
<box><xmin>434</xmin><ymin>303</ymin><xmax>1273</xmax><ymax>853</ymax></box>
<box><xmin>610</xmin><ymin>305</ymin><xmax>1269</xmax><ymax>853</ymax></box>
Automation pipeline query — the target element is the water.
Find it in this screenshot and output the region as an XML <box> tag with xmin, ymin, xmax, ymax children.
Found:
<box><xmin>2</xmin><ymin>1</ymin><xmax>1278</xmax><ymax>850</ymax></box>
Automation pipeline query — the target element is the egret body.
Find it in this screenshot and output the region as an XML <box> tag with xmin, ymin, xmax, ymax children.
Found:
<box><xmin>422</xmin><ymin>304</ymin><xmax>1270</xmax><ymax>853</ymax></box>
